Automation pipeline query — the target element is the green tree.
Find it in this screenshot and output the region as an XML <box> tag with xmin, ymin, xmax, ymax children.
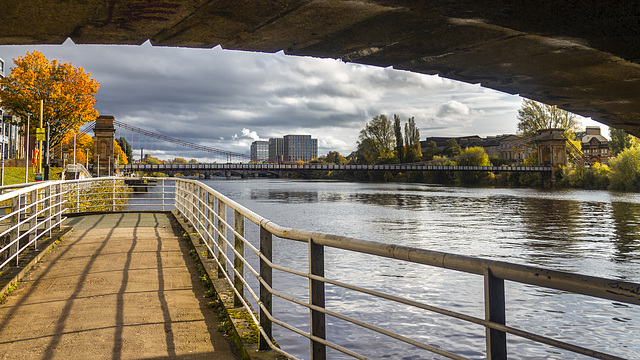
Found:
<box><xmin>404</xmin><ymin>117</ymin><xmax>421</xmax><ymax>162</ymax></box>
<box><xmin>393</xmin><ymin>115</ymin><xmax>404</xmax><ymax>163</ymax></box>
<box><xmin>561</xmin><ymin>163</ymin><xmax>610</xmax><ymax>189</ymax></box>
<box><xmin>189</xmin><ymin>158</ymin><xmax>198</xmax><ymax>164</ymax></box>
<box><xmin>422</xmin><ymin>141</ymin><xmax>439</xmax><ymax>161</ymax></box>
<box><xmin>609</xmin><ymin>128</ymin><xmax>639</xmax><ymax>156</ymax></box>
<box><xmin>425</xmin><ymin>156</ymin><xmax>457</xmax><ymax>184</ymax></box>
<box><xmin>324</xmin><ymin>151</ymin><xmax>347</xmax><ymax>164</ymax></box>
<box><xmin>116</xmin><ymin>137</ymin><xmax>133</xmax><ymax>163</ymax></box>
<box><xmin>516</xmin><ymin>99</ymin><xmax>581</xmax><ymax>139</ymax></box>
<box><xmin>356</xmin><ymin>115</ymin><xmax>395</xmax><ymax>164</ymax></box>
<box><xmin>172</xmin><ymin>157</ymin><xmax>187</xmax><ymax>164</ymax></box>
<box><xmin>0</xmin><ymin>51</ymin><xmax>100</xmax><ymax>147</ymax></box>
<box><xmin>143</xmin><ymin>155</ymin><xmax>161</xmax><ymax>164</ymax></box>
<box><xmin>609</xmin><ymin>145</ymin><xmax>640</xmax><ymax>191</ymax></box>
<box><xmin>456</xmin><ymin>147</ymin><xmax>492</xmax><ymax>185</ymax></box>
<box><xmin>442</xmin><ymin>138</ymin><xmax>462</xmax><ymax>158</ymax></box>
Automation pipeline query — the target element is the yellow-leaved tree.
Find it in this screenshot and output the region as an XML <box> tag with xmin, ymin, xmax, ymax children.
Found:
<box><xmin>0</xmin><ymin>51</ymin><xmax>100</xmax><ymax>148</ymax></box>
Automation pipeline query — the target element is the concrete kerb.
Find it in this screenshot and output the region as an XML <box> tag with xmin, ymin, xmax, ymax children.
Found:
<box><xmin>0</xmin><ymin>226</ymin><xmax>72</xmax><ymax>301</ymax></box>
<box><xmin>171</xmin><ymin>210</ymin><xmax>285</xmax><ymax>360</ymax></box>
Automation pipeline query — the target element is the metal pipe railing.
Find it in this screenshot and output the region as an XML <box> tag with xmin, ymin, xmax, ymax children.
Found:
<box><xmin>171</xmin><ymin>178</ymin><xmax>639</xmax><ymax>360</ymax></box>
<box><xmin>0</xmin><ymin>181</ymin><xmax>67</xmax><ymax>270</ymax></box>
<box><xmin>12</xmin><ymin>177</ymin><xmax>636</xmax><ymax>360</ymax></box>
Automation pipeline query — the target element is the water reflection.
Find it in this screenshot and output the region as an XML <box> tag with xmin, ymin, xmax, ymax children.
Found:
<box><xmin>350</xmin><ymin>192</ymin><xmax>424</xmax><ymax>210</ymax></box>
<box><xmin>519</xmin><ymin>197</ymin><xmax>583</xmax><ymax>267</ymax></box>
<box><xmin>611</xmin><ymin>201</ymin><xmax>640</xmax><ymax>261</ymax></box>
<box><xmin>250</xmin><ymin>189</ymin><xmax>319</xmax><ymax>203</ymax></box>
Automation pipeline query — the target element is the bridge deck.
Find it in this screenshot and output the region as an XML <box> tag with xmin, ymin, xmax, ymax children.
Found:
<box><xmin>0</xmin><ymin>213</ymin><xmax>237</xmax><ymax>360</ymax></box>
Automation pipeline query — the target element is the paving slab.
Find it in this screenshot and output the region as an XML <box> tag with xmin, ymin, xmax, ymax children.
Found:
<box><xmin>0</xmin><ymin>213</ymin><xmax>239</xmax><ymax>360</ymax></box>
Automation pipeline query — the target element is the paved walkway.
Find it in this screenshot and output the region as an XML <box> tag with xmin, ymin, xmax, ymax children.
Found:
<box><xmin>0</xmin><ymin>213</ymin><xmax>238</xmax><ymax>360</ymax></box>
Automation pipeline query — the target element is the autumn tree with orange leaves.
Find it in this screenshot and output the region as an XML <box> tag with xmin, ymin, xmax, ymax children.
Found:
<box><xmin>0</xmin><ymin>51</ymin><xmax>100</xmax><ymax>148</ymax></box>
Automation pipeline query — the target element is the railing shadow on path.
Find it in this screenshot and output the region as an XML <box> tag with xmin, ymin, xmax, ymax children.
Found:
<box><xmin>0</xmin><ymin>214</ymin><xmax>105</xmax><ymax>346</ymax></box>
<box><xmin>0</xmin><ymin>207</ymin><xmax>239</xmax><ymax>360</ymax></box>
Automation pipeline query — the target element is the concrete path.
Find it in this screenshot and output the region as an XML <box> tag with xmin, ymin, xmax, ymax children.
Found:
<box><xmin>0</xmin><ymin>213</ymin><xmax>239</xmax><ymax>360</ymax></box>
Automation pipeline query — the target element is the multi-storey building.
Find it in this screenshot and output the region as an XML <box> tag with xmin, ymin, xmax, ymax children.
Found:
<box><xmin>250</xmin><ymin>140</ymin><xmax>269</xmax><ymax>162</ymax></box>
<box><xmin>578</xmin><ymin>126</ymin><xmax>611</xmax><ymax>164</ymax></box>
<box><xmin>268</xmin><ymin>138</ymin><xmax>284</xmax><ymax>162</ymax></box>
<box><xmin>0</xmin><ymin>57</ymin><xmax>11</xmax><ymax>160</ymax></box>
<box><xmin>283</xmin><ymin>134</ymin><xmax>318</xmax><ymax>162</ymax></box>
<box><xmin>1</xmin><ymin>56</ymin><xmax>35</xmax><ymax>161</ymax></box>
<box><xmin>421</xmin><ymin>134</ymin><xmax>534</xmax><ymax>164</ymax></box>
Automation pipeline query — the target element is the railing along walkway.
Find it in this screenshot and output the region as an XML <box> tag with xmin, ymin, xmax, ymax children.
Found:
<box><xmin>0</xmin><ymin>212</ymin><xmax>237</xmax><ymax>359</ymax></box>
<box><xmin>1</xmin><ymin>178</ymin><xmax>639</xmax><ymax>359</ymax></box>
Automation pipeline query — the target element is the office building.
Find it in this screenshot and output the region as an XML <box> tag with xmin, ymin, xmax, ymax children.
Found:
<box><xmin>269</xmin><ymin>138</ymin><xmax>284</xmax><ymax>162</ymax></box>
<box><xmin>250</xmin><ymin>140</ymin><xmax>269</xmax><ymax>162</ymax></box>
<box><xmin>283</xmin><ymin>134</ymin><xmax>318</xmax><ymax>162</ymax></box>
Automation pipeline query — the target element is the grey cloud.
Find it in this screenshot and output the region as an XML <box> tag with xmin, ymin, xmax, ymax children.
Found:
<box><xmin>1</xmin><ymin>42</ymin><xmax>526</xmax><ymax>159</ymax></box>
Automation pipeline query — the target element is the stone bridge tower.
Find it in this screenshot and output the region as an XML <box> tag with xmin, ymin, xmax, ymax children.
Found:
<box><xmin>535</xmin><ymin>129</ymin><xmax>567</xmax><ymax>167</ymax></box>
<box><xmin>535</xmin><ymin>128</ymin><xmax>567</xmax><ymax>187</ymax></box>
<box><xmin>93</xmin><ymin>115</ymin><xmax>115</xmax><ymax>176</ymax></box>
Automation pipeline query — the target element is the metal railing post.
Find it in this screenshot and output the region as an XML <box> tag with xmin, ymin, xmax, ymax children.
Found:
<box><xmin>161</xmin><ymin>179</ymin><xmax>165</xmax><ymax>211</ymax></box>
<box><xmin>45</xmin><ymin>185</ymin><xmax>52</xmax><ymax>237</ymax></box>
<box><xmin>259</xmin><ymin>224</ymin><xmax>272</xmax><ymax>351</ymax></box>
<box><xmin>233</xmin><ymin>209</ymin><xmax>244</xmax><ymax>307</ymax></box>
<box><xmin>29</xmin><ymin>189</ymin><xmax>37</xmax><ymax>248</ymax></box>
<box><xmin>208</xmin><ymin>193</ymin><xmax>215</xmax><ymax>253</ymax></box>
<box><xmin>191</xmin><ymin>183</ymin><xmax>197</xmax><ymax>224</ymax></box>
<box><xmin>199</xmin><ymin>186</ymin><xmax>205</xmax><ymax>235</ymax></box>
<box><xmin>10</xmin><ymin>196</ymin><xmax>20</xmax><ymax>265</ymax></box>
<box><xmin>56</xmin><ymin>183</ymin><xmax>62</xmax><ymax>227</ymax></box>
<box><xmin>75</xmin><ymin>181</ymin><xmax>80</xmax><ymax>212</ymax></box>
<box><xmin>112</xmin><ymin>178</ymin><xmax>116</xmax><ymax>211</ymax></box>
<box><xmin>310</xmin><ymin>238</ymin><xmax>326</xmax><ymax>360</ymax></box>
<box><xmin>484</xmin><ymin>268</ymin><xmax>507</xmax><ymax>359</ymax></box>
<box><xmin>216</xmin><ymin>198</ymin><xmax>227</xmax><ymax>277</ymax></box>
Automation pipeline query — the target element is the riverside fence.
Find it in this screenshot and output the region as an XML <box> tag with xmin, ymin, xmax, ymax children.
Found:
<box><xmin>1</xmin><ymin>177</ymin><xmax>638</xmax><ymax>360</ymax></box>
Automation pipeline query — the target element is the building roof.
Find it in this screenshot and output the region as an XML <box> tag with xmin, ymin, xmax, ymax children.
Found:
<box><xmin>421</xmin><ymin>134</ymin><xmax>520</xmax><ymax>149</ymax></box>
<box><xmin>581</xmin><ymin>134</ymin><xmax>608</xmax><ymax>144</ymax></box>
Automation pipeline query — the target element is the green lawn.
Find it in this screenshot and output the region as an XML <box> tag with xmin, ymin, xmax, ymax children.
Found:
<box><xmin>2</xmin><ymin>167</ymin><xmax>63</xmax><ymax>185</ymax></box>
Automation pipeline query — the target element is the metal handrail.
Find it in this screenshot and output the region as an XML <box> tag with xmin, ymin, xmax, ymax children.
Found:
<box><xmin>6</xmin><ymin>177</ymin><xmax>636</xmax><ymax>360</ymax></box>
<box><xmin>0</xmin><ymin>181</ymin><xmax>67</xmax><ymax>270</ymax></box>
<box><xmin>171</xmin><ymin>178</ymin><xmax>638</xmax><ymax>360</ymax></box>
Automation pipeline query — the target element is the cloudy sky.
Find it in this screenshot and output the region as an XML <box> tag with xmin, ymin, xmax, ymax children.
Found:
<box><xmin>0</xmin><ymin>40</ymin><xmax>604</xmax><ymax>162</ymax></box>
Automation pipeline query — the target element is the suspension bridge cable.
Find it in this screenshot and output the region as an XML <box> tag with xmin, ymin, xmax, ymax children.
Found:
<box><xmin>113</xmin><ymin>120</ymin><xmax>250</xmax><ymax>160</ymax></box>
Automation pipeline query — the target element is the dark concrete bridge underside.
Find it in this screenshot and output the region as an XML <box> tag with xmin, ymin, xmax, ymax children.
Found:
<box><xmin>2</xmin><ymin>1</ymin><xmax>639</xmax><ymax>135</ymax></box>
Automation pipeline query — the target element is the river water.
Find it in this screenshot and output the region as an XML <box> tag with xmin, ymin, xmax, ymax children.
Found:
<box><xmin>197</xmin><ymin>179</ymin><xmax>640</xmax><ymax>360</ymax></box>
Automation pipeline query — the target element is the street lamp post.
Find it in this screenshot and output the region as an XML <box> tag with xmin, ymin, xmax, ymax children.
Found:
<box><xmin>44</xmin><ymin>121</ymin><xmax>50</xmax><ymax>180</ymax></box>
<box><xmin>25</xmin><ymin>114</ymin><xmax>30</xmax><ymax>183</ymax></box>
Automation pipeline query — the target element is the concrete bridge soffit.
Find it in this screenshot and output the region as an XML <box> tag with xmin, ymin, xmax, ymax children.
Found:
<box><xmin>1</xmin><ymin>1</ymin><xmax>639</xmax><ymax>135</ymax></box>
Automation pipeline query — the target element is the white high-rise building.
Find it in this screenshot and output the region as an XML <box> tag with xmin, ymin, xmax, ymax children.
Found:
<box><xmin>250</xmin><ymin>140</ymin><xmax>269</xmax><ymax>162</ymax></box>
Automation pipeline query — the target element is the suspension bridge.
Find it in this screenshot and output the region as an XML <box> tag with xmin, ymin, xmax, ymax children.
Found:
<box><xmin>57</xmin><ymin>120</ymin><xmax>590</xmax><ymax>177</ymax></box>
<box><xmin>58</xmin><ymin>120</ymin><xmax>251</xmax><ymax>164</ymax></box>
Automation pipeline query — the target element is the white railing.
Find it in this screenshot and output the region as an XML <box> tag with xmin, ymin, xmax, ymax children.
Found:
<box><xmin>2</xmin><ymin>177</ymin><xmax>639</xmax><ymax>360</ymax></box>
<box><xmin>0</xmin><ymin>182</ymin><xmax>66</xmax><ymax>270</ymax></box>
<box><xmin>171</xmin><ymin>178</ymin><xmax>639</xmax><ymax>360</ymax></box>
<box><xmin>0</xmin><ymin>177</ymin><xmax>174</xmax><ymax>272</ymax></box>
